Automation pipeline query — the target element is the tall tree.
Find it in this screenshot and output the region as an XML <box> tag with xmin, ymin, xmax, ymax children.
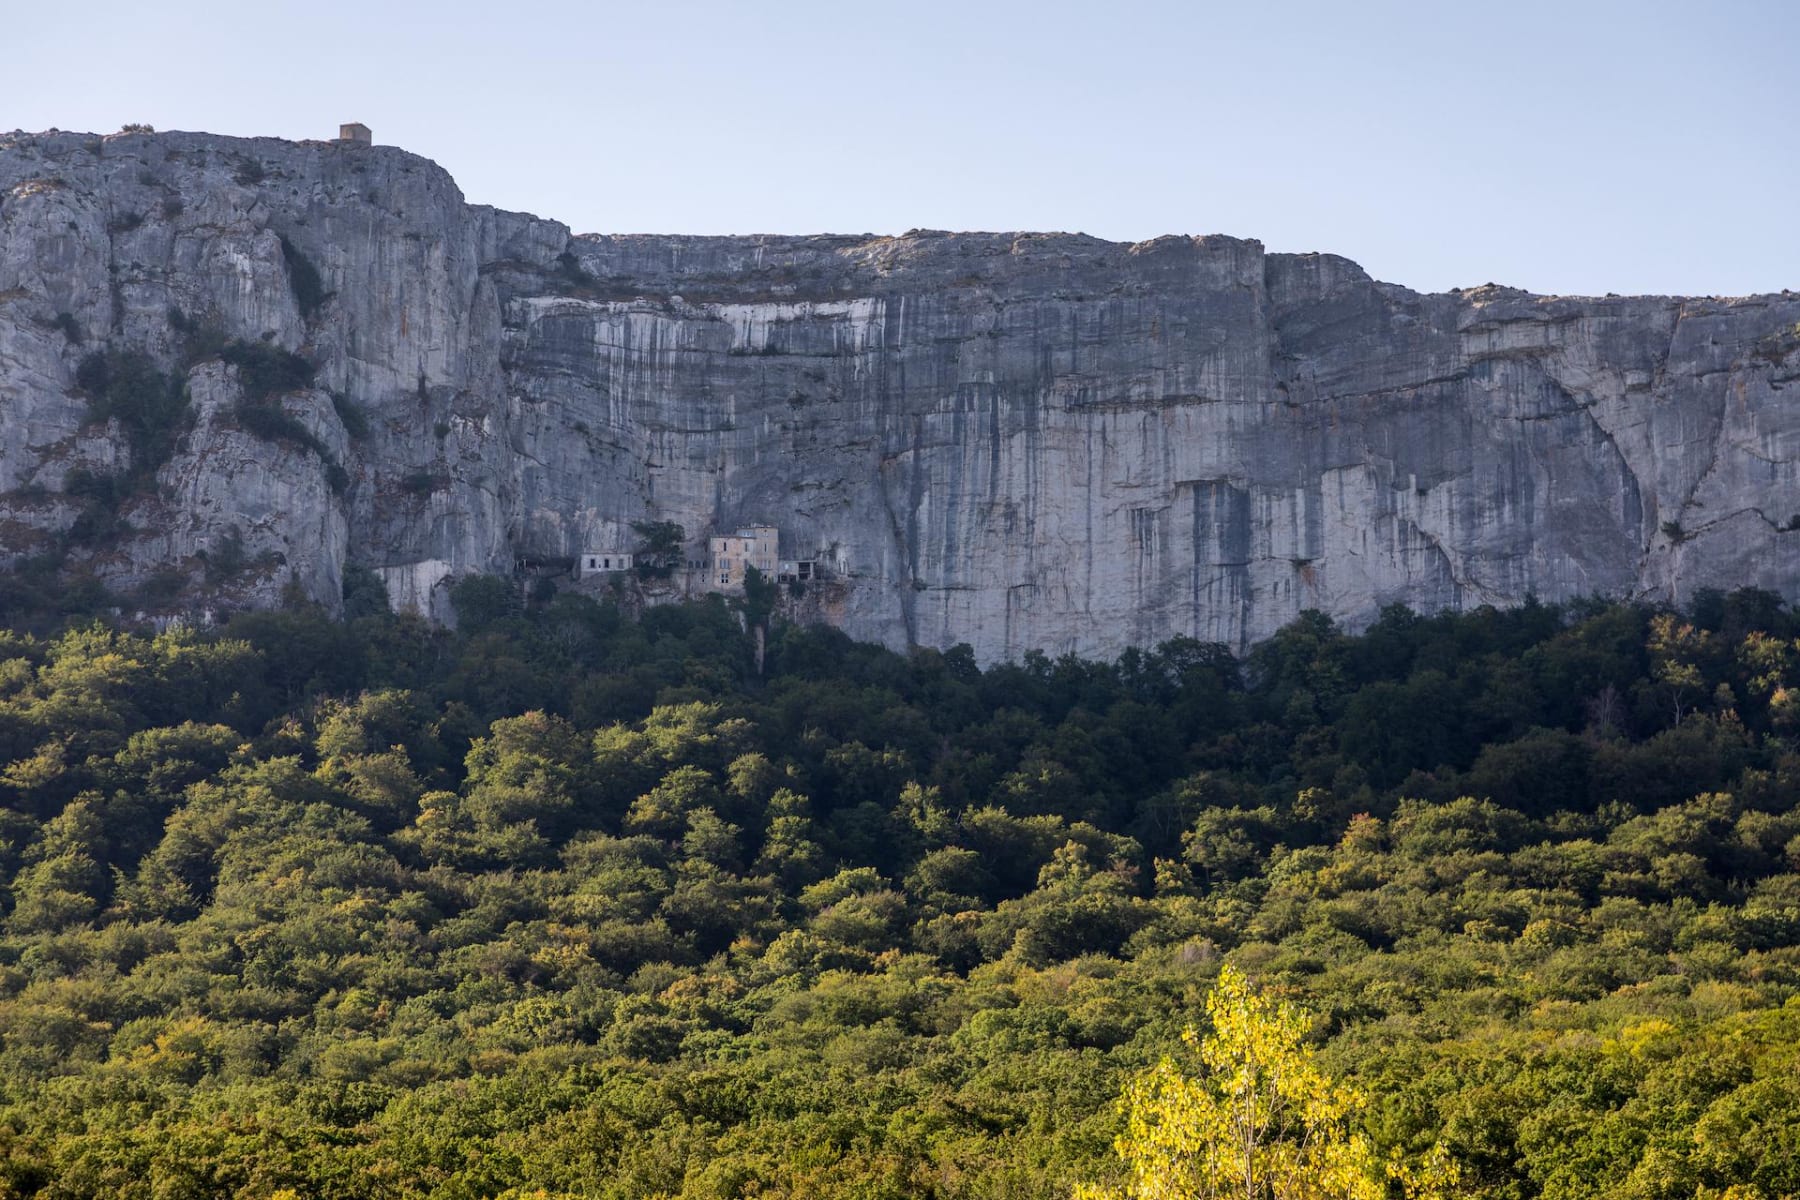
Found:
<box><xmin>1080</xmin><ymin>965</ymin><xmax>1455</xmax><ymax>1200</ymax></box>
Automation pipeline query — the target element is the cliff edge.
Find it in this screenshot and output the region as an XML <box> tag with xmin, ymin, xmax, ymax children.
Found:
<box><xmin>2</xmin><ymin>129</ymin><xmax>1795</xmax><ymax>658</ymax></box>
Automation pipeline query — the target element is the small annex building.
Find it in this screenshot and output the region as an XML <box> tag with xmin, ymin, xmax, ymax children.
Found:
<box><xmin>577</xmin><ymin>549</ymin><xmax>633</xmax><ymax>578</ymax></box>
<box><xmin>338</xmin><ymin>122</ymin><xmax>372</xmax><ymax>144</ymax></box>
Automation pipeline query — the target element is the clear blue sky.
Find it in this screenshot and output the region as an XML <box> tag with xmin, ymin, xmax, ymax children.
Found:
<box><xmin>11</xmin><ymin>0</ymin><xmax>1798</xmax><ymax>296</ymax></box>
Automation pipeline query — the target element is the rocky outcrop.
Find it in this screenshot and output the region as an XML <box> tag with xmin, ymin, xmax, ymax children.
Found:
<box><xmin>1</xmin><ymin>129</ymin><xmax>1796</xmax><ymax>659</ymax></box>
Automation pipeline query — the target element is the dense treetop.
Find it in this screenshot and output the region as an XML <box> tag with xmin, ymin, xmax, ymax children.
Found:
<box><xmin>0</xmin><ymin>577</ymin><xmax>1797</xmax><ymax>1199</ymax></box>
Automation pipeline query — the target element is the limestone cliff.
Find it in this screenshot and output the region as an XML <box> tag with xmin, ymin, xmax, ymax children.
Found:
<box><xmin>1</xmin><ymin>129</ymin><xmax>1795</xmax><ymax>659</ymax></box>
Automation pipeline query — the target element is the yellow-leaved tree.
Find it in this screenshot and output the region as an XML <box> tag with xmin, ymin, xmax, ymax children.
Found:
<box><xmin>1079</xmin><ymin>965</ymin><xmax>1456</xmax><ymax>1200</ymax></box>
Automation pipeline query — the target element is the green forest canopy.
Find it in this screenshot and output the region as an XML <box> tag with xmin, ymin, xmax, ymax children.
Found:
<box><xmin>0</xmin><ymin>580</ymin><xmax>1797</xmax><ymax>1199</ymax></box>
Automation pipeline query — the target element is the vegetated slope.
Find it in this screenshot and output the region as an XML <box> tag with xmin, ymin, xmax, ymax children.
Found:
<box><xmin>0</xmin><ymin>585</ymin><xmax>1798</xmax><ymax>1198</ymax></box>
<box><xmin>3</xmin><ymin>128</ymin><xmax>1798</xmax><ymax>660</ymax></box>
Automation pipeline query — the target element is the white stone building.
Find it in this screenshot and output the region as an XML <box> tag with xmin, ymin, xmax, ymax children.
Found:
<box><xmin>576</xmin><ymin>549</ymin><xmax>634</xmax><ymax>578</ymax></box>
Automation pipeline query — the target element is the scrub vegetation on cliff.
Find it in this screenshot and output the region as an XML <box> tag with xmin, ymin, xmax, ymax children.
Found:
<box><xmin>72</xmin><ymin>349</ymin><xmax>191</xmax><ymax>490</ymax></box>
<box><xmin>0</xmin><ymin>584</ymin><xmax>1797</xmax><ymax>1198</ymax></box>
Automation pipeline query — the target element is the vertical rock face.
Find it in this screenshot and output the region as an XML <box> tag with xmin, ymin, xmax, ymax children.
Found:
<box><xmin>1</xmin><ymin>130</ymin><xmax>1795</xmax><ymax>658</ymax></box>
